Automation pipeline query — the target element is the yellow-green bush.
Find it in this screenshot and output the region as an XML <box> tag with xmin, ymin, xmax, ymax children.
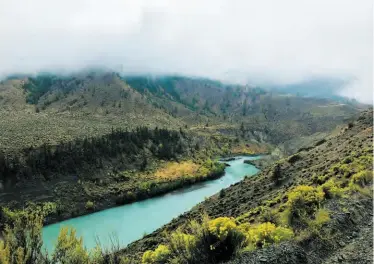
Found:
<box><xmin>304</xmin><ymin>208</ymin><xmax>331</xmax><ymax>239</ymax></box>
<box><xmin>0</xmin><ymin>206</ymin><xmax>117</xmax><ymax>264</ymax></box>
<box><xmin>242</xmin><ymin>222</ymin><xmax>294</xmax><ymax>250</ymax></box>
<box><xmin>85</xmin><ymin>201</ymin><xmax>95</xmax><ymax>210</ymax></box>
<box><xmin>208</xmin><ymin>217</ymin><xmax>237</xmax><ymax>240</ymax></box>
<box><xmin>52</xmin><ymin>227</ymin><xmax>90</xmax><ymax>264</ymax></box>
<box><xmin>350</xmin><ymin>170</ymin><xmax>372</xmax><ymax>187</ymax></box>
<box><xmin>286</xmin><ymin>185</ymin><xmax>324</xmax><ymax>218</ymax></box>
<box><xmin>348</xmin><ymin>170</ymin><xmax>373</xmax><ymax>197</ymax></box>
<box><xmin>0</xmin><ymin>203</ymin><xmax>56</xmax><ymax>264</ymax></box>
<box><xmin>237</xmin><ymin>223</ymin><xmax>251</xmax><ymax>233</ymax></box>
<box><xmin>312</xmin><ymin>175</ymin><xmax>329</xmax><ymax>185</ymax></box>
<box><xmin>277</xmin><ymin>208</ymin><xmax>292</xmax><ymax>227</ymax></box>
<box><xmin>319</xmin><ymin>179</ymin><xmax>346</xmax><ymax>199</ymax></box>
<box><xmin>142</xmin><ymin>245</ymin><xmax>171</xmax><ymax>264</ymax></box>
<box><xmin>167</xmin><ymin>231</ymin><xmax>197</xmax><ymax>263</ymax></box>
<box><xmin>143</xmin><ymin>216</ymin><xmax>246</xmax><ymax>264</ymax></box>
<box><xmin>287</xmin><ymin>186</ymin><xmax>325</xmax><ymax>207</ymax></box>
<box><xmin>309</xmin><ymin>208</ymin><xmax>330</xmax><ymax>228</ymax></box>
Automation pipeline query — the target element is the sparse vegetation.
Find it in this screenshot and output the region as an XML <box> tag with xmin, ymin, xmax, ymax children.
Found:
<box><xmin>123</xmin><ymin>110</ymin><xmax>373</xmax><ymax>263</ymax></box>
<box><xmin>0</xmin><ymin>73</ymin><xmax>371</xmax><ymax>264</ymax></box>
<box><xmin>85</xmin><ymin>201</ymin><xmax>95</xmax><ymax>211</ymax></box>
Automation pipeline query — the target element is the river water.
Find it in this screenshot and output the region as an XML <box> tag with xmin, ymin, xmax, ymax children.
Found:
<box><xmin>42</xmin><ymin>156</ymin><xmax>260</xmax><ymax>252</ymax></box>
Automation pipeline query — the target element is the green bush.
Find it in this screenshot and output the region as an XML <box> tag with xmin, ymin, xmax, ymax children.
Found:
<box><xmin>285</xmin><ymin>185</ymin><xmax>324</xmax><ymax>225</ymax></box>
<box><xmin>305</xmin><ymin>208</ymin><xmax>331</xmax><ymax>238</ymax></box>
<box><xmin>312</xmin><ymin>175</ymin><xmax>329</xmax><ymax>185</ymax></box>
<box><xmin>350</xmin><ymin>170</ymin><xmax>372</xmax><ymax>187</ymax></box>
<box><xmin>309</xmin><ymin>208</ymin><xmax>330</xmax><ymax>229</ymax></box>
<box><xmin>271</xmin><ymin>164</ymin><xmax>281</xmax><ymax>185</ymax></box>
<box><xmin>142</xmin><ymin>245</ymin><xmax>171</xmax><ymax>264</ymax></box>
<box><xmin>51</xmin><ymin>227</ymin><xmax>90</xmax><ymax>264</ymax></box>
<box><xmin>348</xmin><ymin>170</ymin><xmax>373</xmax><ymax>196</ymax></box>
<box><xmin>208</xmin><ymin>217</ymin><xmax>237</xmax><ymax>240</ymax></box>
<box><xmin>0</xmin><ymin>206</ymin><xmax>116</xmax><ymax>264</ymax></box>
<box><xmin>168</xmin><ymin>231</ymin><xmax>197</xmax><ymax>263</ymax></box>
<box><xmin>85</xmin><ymin>201</ymin><xmax>95</xmax><ymax>210</ymax></box>
<box><xmin>142</xmin><ymin>216</ymin><xmax>295</xmax><ymax>263</ymax></box>
<box><xmin>143</xmin><ymin>216</ymin><xmax>247</xmax><ymax>264</ymax></box>
<box><xmin>319</xmin><ymin>179</ymin><xmax>346</xmax><ymax>199</ymax></box>
<box><xmin>241</xmin><ymin>222</ymin><xmax>294</xmax><ymax>250</ymax></box>
<box><xmin>287</xmin><ymin>154</ymin><xmax>301</xmax><ymax>164</ymax></box>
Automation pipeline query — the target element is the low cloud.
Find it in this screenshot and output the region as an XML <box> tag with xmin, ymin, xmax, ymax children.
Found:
<box><xmin>0</xmin><ymin>0</ymin><xmax>372</xmax><ymax>102</ymax></box>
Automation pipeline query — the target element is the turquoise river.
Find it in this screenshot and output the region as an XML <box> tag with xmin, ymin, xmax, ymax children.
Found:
<box><xmin>42</xmin><ymin>156</ymin><xmax>260</xmax><ymax>252</ymax></box>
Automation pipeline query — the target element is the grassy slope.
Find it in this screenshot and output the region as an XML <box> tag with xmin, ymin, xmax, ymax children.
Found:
<box><xmin>0</xmin><ymin>73</ymin><xmax>363</xmax><ymax>151</ymax></box>
<box><xmin>0</xmin><ymin>74</ymin><xmax>183</xmax><ymax>152</ymax></box>
<box><xmin>119</xmin><ymin>109</ymin><xmax>373</xmax><ymax>263</ymax></box>
<box><xmin>0</xmin><ymin>72</ymin><xmax>367</xmax><ymax>227</ymax></box>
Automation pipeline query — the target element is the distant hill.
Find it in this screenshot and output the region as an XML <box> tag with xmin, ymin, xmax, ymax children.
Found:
<box><xmin>263</xmin><ymin>77</ymin><xmax>362</xmax><ymax>103</ymax></box>
<box><xmin>0</xmin><ymin>72</ymin><xmax>365</xmax><ymax>152</ymax></box>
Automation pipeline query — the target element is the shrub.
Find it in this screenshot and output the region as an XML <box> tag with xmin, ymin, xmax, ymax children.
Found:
<box><xmin>143</xmin><ymin>217</ymin><xmax>294</xmax><ymax>263</ymax></box>
<box><xmin>148</xmin><ymin>216</ymin><xmax>246</xmax><ymax>264</ymax></box>
<box><xmin>168</xmin><ymin>231</ymin><xmax>197</xmax><ymax>263</ymax></box>
<box><xmin>0</xmin><ymin>206</ymin><xmax>121</xmax><ymax>264</ymax></box>
<box><xmin>51</xmin><ymin>227</ymin><xmax>90</xmax><ymax>264</ymax></box>
<box><xmin>288</xmin><ymin>154</ymin><xmax>301</xmax><ymax>163</ymax></box>
<box><xmin>319</xmin><ymin>179</ymin><xmax>346</xmax><ymax>199</ymax></box>
<box><xmin>306</xmin><ymin>208</ymin><xmax>331</xmax><ymax>238</ymax></box>
<box><xmin>310</xmin><ymin>208</ymin><xmax>330</xmax><ymax>228</ymax></box>
<box><xmin>350</xmin><ymin>170</ymin><xmax>372</xmax><ymax>187</ymax></box>
<box><xmin>277</xmin><ymin>208</ymin><xmax>292</xmax><ymax>227</ymax></box>
<box><xmin>348</xmin><ymin>170</ymin><xmax>373</xmax><ymax>196</ymax></box>
<box><xmin>208</xmin><ymin>217</ymin><xmax>237</xmax><ymax>240</ymax></box>
<box><xmin>0</xmin><ymin>203</ymin><xmax>56</xmax><ymax>264</ymax></box>
<box><xmin>85</xmin><ymin>201</ymin><xmax>95</xmax><ymax>210</ymax></box>
<box><xmin>286</xmin><ymin>185</ymin><xmax>324</xmax><ymax>224</ymax></box>
<box><xmin>243</xmin><ymin>222</ymin><xmax>294</xmax><ymax>250</ymax></box>
<box><xmin>312</xmin><ymin>175</ymin><xmax>329</xmax><ymax>185</ymax></box>
<box><xmin>330</xmin><ymin>164</ymin><xmax>350</xmax><ymax>177</ymax></box>
<box><xmin>287</xmin><ymin>186</ymin><xmax>324</xmax><ymax>211</ymax></box>
<box><xmin>237</xmin><ymin>223</ymin><xmax>251</xmax><ymax>233</ymax></box>
<box><xmin>142</xmin><ymin>245</ymin><xmax>171</xmax><ymax>264</ymax></box>
<box><xmin>271</xmin><ymin>164</ymin><xmax>281</xmax><ymax>185</ymax></box>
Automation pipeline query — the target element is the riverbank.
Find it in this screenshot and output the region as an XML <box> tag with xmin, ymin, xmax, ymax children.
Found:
<box><xmin>43</xmin><ymin>161</ymin><xmax>227</xmax><ymax>225</ymax></box>
<box><xmin>42</xmin><ymin>156</ymin><xmax>261</xmax><ymax>253</ymax></box>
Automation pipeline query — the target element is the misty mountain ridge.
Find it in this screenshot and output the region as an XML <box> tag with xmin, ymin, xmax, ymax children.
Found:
<box><xmin>1</xmin><ymin>70</ymin><xmax>363</xmax><ymax>105</ymax></box>
<box><xmin>248</xmin><ymin>76</ymin><xmax>358</xmax><ymax>102</ymax></box>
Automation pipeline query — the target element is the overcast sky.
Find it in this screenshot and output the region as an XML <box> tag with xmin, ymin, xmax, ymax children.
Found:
<box><xmin>0</xmin><ymin>0</ymin><xmax>372</xmax><ymax>102</ymax></box>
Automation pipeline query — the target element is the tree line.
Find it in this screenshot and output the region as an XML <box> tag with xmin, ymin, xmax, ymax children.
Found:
<box><xmin>0</xmin><ymin>127</ymin><xmax>194</xmax><ymax>183</ymax></box>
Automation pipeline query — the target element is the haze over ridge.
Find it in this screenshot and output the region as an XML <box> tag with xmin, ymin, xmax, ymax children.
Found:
<box><xmin>0</xmin><ymin>0</ymin><xmax>372</xmax><ymax>103</ymax></box>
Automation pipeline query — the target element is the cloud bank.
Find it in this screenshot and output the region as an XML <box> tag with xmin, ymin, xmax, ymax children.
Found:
<box><xmin>0</xmin><ymin>0</ymin><xmax>372</xmax><ymax>102</ymax></box>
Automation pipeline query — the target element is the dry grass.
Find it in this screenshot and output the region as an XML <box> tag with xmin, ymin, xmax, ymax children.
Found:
<box><xmin>231</xmin><ymin>143</ymin><xmax>268</xmax><ymax>155</ymax></box>
<box><xmin>154</xmin><ymin>161</ymin><xmax>201</xmax><ymax>180</ymax></box>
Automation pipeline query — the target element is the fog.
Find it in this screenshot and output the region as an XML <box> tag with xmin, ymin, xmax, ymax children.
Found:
<box><xmin>0</xmin><ymin>0</ymin><xmax>372</xmax><ymax>102</ymax></box>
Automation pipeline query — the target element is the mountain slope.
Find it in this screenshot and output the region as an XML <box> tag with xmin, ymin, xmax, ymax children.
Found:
<box><xmin>0</xmin><ymin>71</ymin><xmax>368</xmax><ymax>228</ymax></box>
<box><xmin>1</xmin><ymin>72</ymin><xmax>363</xmax><ymax>153</ymax></box>
<box><xmin>119</xmin><ymin>109</ymin><xmax>373</xmax><ymax>263</ymax></box>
